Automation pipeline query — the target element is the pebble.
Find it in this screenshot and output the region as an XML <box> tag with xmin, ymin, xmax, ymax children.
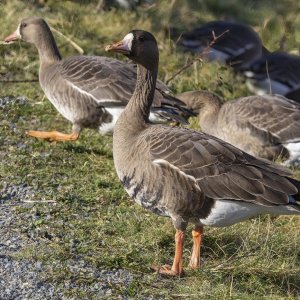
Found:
<box><xmin>0</xmin><ymin>96</ymin><xmax>158</xmax><ymax>299</ymax></box>
<box><xmin>0</xmin><ymin>197</ymin><xmax>141</xmax><ymax>300</ymax></box>
<box><xmin>0</xmin><ymin>188</ymin><xmax>142</xmax><ymax>299</ymax></box>
<box><xmin>0</xmin><ymin>95</ymin><xmax>27</xmax><ymax>108</ymax></box>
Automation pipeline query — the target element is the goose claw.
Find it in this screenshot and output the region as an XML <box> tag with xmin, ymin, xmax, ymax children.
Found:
<box><xmin>151</xmin><ymin>264</ymin><xmax>184</xmax><ymax>277</ymax></box>
<box><xmin>26</xmin><ymin>130</ymin><xmax>79</xmax><ymax>142</ymax></box>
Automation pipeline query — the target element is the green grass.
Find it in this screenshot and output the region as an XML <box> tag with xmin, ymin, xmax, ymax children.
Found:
<box><xmin>0</xmin><ymin>0</ymin><xmax>300</xmax><ymax>298</ymax></box>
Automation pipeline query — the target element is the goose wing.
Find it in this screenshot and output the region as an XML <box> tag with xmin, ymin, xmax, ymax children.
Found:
<box><xmin>57</xmin><ymin>55</ymin><xmax>192</xmax><ymax>123</ymax></box>
<box><xmin>59</xmin><ymin>55</ymin><xmax>187</xmax><ymax>107</ymax></box>
<box><xmin>245</xmin><ymin>52</ymin><xmax>300</xmax><ymax>90</ymax></box>
<box><xmin>225</xmin><ymin>95</ymin><xmax>300</xmax><ymax>143</ymax></box>
<box><xmin>146</xmin><ymin>126</ymin><xmax>298</xmax><ymax>206</ymax></box>
<box><xmin>180</xmin><ymin>21</ymin><xmax>262</xmax><ymax>67</ymax></box>
<box><xmin>59</xmin><ymin>55</ymin><xmax>138</xmax><ymax>107</ymax></box>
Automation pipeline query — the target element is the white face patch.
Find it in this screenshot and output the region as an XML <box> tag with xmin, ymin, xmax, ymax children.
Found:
<box><xmin>122</xmin><ymin>32</ymin><xmax>134</xmax><ymax>51</ymax></box>
<box><xmin>16</xmin><ymin>24</ymin><xmax>21</xmax><ymax>38</ymax></box>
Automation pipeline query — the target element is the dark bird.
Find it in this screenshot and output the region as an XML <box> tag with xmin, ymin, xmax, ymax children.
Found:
<box><xmin>4</xmin><ymin>17</ymin><xmax>191</xmax><ymax>142</ymax></box>
<box><xmin>106</xmin><ymin>30</ymin><xmax>300</xmax><ymax>276</ymax></box>
<box><xmin>179</xmin><ymin>20</ymin><xmax>263</xmax><ymax>70</ymax></box>
<box><xmin>243</xmin><ymin>51</ymin><xmax>300</xmax><ymax>101</ymax></box>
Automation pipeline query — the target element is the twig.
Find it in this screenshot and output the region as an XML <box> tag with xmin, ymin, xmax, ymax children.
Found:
<box><xmin>266</xmin><ymin>60</ymin><xmax>272</xmax><ymax>94</ymax></box>
<box><xmin>0</xmin><ymin>28</ymin><xmax>84</xmax><ymax>55</ymax></box>
<box><xmin>166</xmin><ymin>29</ymin><xmax>229</xmax><ymax>84</ymax></box>
<box><xmin>22</xmin><ymin>200</ymin><xmax>56</xmax><ymax>203</ymax></box>
<box><xmin>172</xmin><ymin>294</ymin><xmax>203</xmax><ymax>297</ymax></box>
<box><xmin>96</xmin><ymin>0</ymin><xmax>105</xmax><ymax>11</ymax></box>
<box><xmin>50</xmin><ymin>26</ymin><xmax>84</xmax><ymax>54</ymax></box>
<box><xmin>210</xmin><ymin>244</ymin><xmax>261</xmax><ymax>271</ymax></box>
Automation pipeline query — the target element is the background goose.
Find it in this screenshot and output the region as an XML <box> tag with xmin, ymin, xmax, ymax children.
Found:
<box><xmin>106</xmin><ymin>30</ymin><xmax>300</xmax><ymax>276</ymax></box>
<box><xmin>177</xmin><ymin>90</ymin><xmax>300</xmax><ymax>165</ymax></box>
<box><xmin>4</xmin><ymin>17</ymin><xmax>191</xmax><ymax>142</ymax></box>
<box><xmin>243</xmin><ymin>51</ymin><xmax>300</xmax><ymax>100</ymax></box>
<box><xmin>179</xmin><ymin>20</ymin><xmax>263</xmax><ymax>70</ymax></box>
<box><xmin>97</xmin><ymin>0</ymin><xmax>153</xmax><ymax>10</ymax></box>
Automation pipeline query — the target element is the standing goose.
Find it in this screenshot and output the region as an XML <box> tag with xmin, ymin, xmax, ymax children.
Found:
<box><xmin>4</xmin><ymin>17</ymin><xmax>191</xmax><ymax>142</ymax></box>
<box><xmin>106</xmin><ymin>30</ymin><xmax>300</xmax><ymax>276</ymax></box>
<box><xmin>176</xmin><ymin>91</ymin><xmax>300</xmax><ymax>165</ymax></box>
<box><xmin>179</xmin><ymin>20</ymin><xmax>263</xmax><ymax>70</ymax></box>
<box><xmin>243</xmin><ymin>52</ymin><xmax>300</xmax><ymax>100</ymax></box>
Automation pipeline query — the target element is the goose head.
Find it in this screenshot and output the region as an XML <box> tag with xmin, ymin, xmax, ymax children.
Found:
<box><xmin>4</xmin><ymin>17</ymin><xmax>50</xmax><ymax>45</ymax></box>
<box><xmin>176</xmin><ymin>90</ymin><xmax>222</xmax><ymax>114</ymax></box>
<box><xmin>106</xmin><ymin>30</ymin><xmax>159</xmax><ymax>70</ymax></box>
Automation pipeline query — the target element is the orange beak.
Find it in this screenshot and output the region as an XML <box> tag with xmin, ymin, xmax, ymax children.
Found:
<box><xmin>4</xmin><ymin>30</ymin><xmax>20</xmax><ymax>44</ymax></box>
<box><xmin>105</xmin><ymin>40</ymin><xmax>131</xmax><ymax>55</ymax></box>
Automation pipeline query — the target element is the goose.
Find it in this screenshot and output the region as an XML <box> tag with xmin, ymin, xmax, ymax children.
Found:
<box><xmin>176</xmin><ymin>90</ymin><xmax>300</xmax><ymax>166</ymax></box>
<box><xmin>106</xmin><ymin>30</ymin><xmax>300</xmax><ymax>276</ymax></box>
<box><xmin>98</xmin><ymin>0</ymin><xmax>152</xmax><ymax>10</ymax></box>
<box><xmin>243</xmin><ymin>51</ymin><xmax>300</xmax><ymax>100</ymax></box>
<box><xmin>179</xmin><ymin>20</ymin><xmax>263</xmax><ymax>70</ymax></box>
<box><xmin>4</xmin><ymin>17</ymin><xmax>191</xmax><ymax>142</ymax></box>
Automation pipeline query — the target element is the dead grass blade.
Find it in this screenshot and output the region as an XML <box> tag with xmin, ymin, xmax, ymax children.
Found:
<box><xmin>166</xmin><ymin>29</ymin><xmax>229</xmax><ymax>84</ymax></box>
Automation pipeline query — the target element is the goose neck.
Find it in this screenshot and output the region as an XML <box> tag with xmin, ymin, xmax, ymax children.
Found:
<box><xmin>36</xmin><ymin>29</ymin><xmax>61</xmax><ymax>68</ymax></box>
<box><xmin>198</xmin><ymin>98</ymin><xmax>221</xmax><ymax>131</ymax></box>
<box><xmin>125</xmin><ymin>63</ymin><xmax>157</xmax><ymax>124</ymax></box>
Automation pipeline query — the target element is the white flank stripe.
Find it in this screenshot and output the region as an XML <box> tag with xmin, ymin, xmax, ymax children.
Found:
<box><xmin>200</xmin><ymin>199</ymin><xmax>300</xmax><ymax>227</ymax></box>
<box><xmin>99</xmin><ymin>107</ymin><xmax>124</xmax><ymax>134</ymax></box>
<box><xmin>95</xmin><ymin>99</ymin><xmax>123</xmax><ymax>105</ymax></box>
<box><xmin>153</xmin><ymin>159</ymin><xmax>201</xmax><ymax>191</ymax></box>
<box><xmin>66</xmin><ymin>80</ymin><xmax>100</xmax><ymax>102</ymax></box>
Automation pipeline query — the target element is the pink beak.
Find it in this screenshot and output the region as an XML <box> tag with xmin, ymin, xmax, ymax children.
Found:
<box><xmin>4</xmin><ymin>30</ymin><xmax>20</xmax><ymax>44</ymax></box>
<box><xmin>105</xmin><ymin>40</ymin><xmax>131</xmax><ymax>55</ymax></box>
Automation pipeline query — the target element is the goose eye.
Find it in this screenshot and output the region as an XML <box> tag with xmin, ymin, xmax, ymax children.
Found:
<box><xmin>21</xmin><ymin>23</ymin><xmax>27</xmax><ymax>28</ymax></box>
<box><xmin>139</xmin><ymin>36</ymin><xmax>145</xmax><ymax>42</ymax></box>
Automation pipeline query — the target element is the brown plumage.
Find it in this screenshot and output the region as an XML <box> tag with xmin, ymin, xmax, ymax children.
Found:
<box><xmin>106</xmin><ymin>30</ymin><xmax>300</xmax><ymax>276</ymax></box>
<box><xmin>176</xmin><ymin>91</ymin><xmax>300</xmax><ymax>165</ymax></box>
<box><xmin>4</xmin><ymin>17</ymin><xmax>191</xmax><ymax>142</ymax></box>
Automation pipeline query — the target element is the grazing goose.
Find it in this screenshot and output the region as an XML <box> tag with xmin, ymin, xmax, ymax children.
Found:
<box><xmin>179</xmin><ymin>20</ymin><xmax>263</xmax><ymax>70</ymax></box>
<box><xmin>4</xmin><ymin>17</ymin><xmax>191</xmax><ymax>142</ymax></box>
<box><xmin>243</xmin><ymin>52</ymin><xmax>300</xmax><ymax>100</ymax></box>
<box><xmin>176</xmin><ymin>91</ymin><xmax>300</xmax><ymax>165</ymax></box>
<box><xmin>106</xmin><ymin>30</ymin><xmax>300</xmax><ymax>276</ymax></box>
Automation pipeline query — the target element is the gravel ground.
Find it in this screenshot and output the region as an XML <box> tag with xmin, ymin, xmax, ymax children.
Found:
<box><xmin>0</xmin><ymin>185</ymin><xmax>141</xmax><ymax>299</ymax></box>
<box><xmin>0</xmin><ymin>96</ymin><xmax>162</xmax><ymax>299</ymax></box>
<box><xmin>0</xmin><ymin>95</ymin><xmax>27</xmax><ymax>108</ymax></box>
<box><xmin>0</xmin><ymin>188</ymin><xmax>58</xmax><ymax>300</ymax></box>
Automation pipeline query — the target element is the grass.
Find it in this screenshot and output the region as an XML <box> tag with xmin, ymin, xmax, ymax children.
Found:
<box><xmin>0</xmin><ymin>0</ymin><xmax>300</xmax><ymax>298</ymax></box>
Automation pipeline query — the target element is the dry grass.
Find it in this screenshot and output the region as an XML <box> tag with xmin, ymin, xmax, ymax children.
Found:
<box><xmin>0</xmin><ymin>0</ymin><xmax>300</xmax><ymax>298</ymax></box>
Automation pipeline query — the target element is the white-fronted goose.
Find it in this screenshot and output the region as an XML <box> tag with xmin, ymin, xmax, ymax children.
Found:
<box><xmin>4</xmin><ymin>17</ymin><xmax>191</xmax><ymax>142</ymax></box>
<box><xmin>106</xmin><ymin>30</ymin><xmax>300</xmax><ymax>276</ymax></box>
<box><xmin>179</xmin><ymin>20</ymin><xmax>263</xmax><ymax>70</ymax></box>
<box><xmin>244</xmin><ymin>52</ymin><xmax>300</xmax><ymax>100</ymax></box>
<box><xmin>176</xmin><ymin>91</ymin><xmax>300</xmax><ymax>165</ymax></box>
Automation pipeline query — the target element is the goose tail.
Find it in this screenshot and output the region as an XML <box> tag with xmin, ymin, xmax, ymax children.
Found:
<box><xmin>287</xmin><ymin>177</ymin><xmax>300</xmax><ymax>212</ymax></box>
<box><xmin>160</xmin><ymin>91</ymin><xmax>197</xmax><ymax>120</ymax></box>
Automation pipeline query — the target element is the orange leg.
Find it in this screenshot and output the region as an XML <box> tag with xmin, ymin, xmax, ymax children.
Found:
<box><xmin>152</xmin><ymin>229</ymin><xmax>185</xmax><ymax>276</ymax></box>
<box><xmin>189</xmin><ymin>226</ymin><xmax>203</xmax><ymax>269</ymax></box>
<box><xmin>26</xmin><ymin>130</ymin><xmax>80</xmax><ymax>142</ymax></box>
